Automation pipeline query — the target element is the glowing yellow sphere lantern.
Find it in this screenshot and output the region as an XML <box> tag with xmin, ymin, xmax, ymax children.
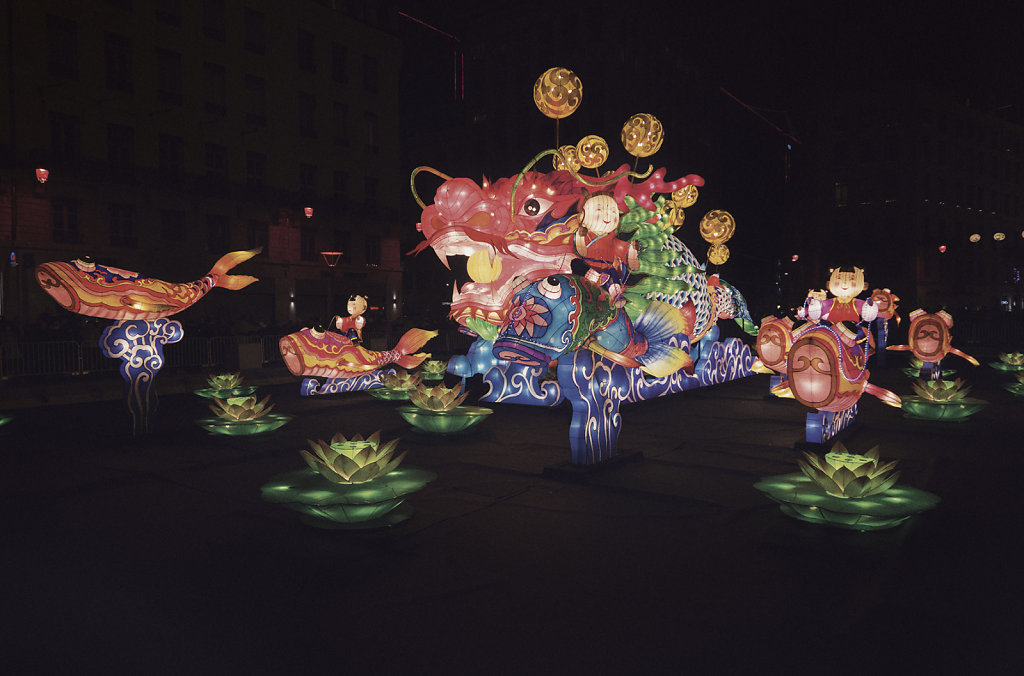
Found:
<box><xmin>576</xmin><ymin>135</ymin><xmax>609</xmax><ymax>169</ymax></box>
<box><xmin>553</xmin><ymin>144</ymin><xmax>583</xmax><ymax>172</ymax></box>
<box><xmin>621</xmin><ymin>113</ymin><xmax>664</xmax><ymax>158</ymax></box>
<box><xmin>699</xmin><ymin>210</ymin><xmax>736</xmax><ymax>245</ymax></box>
<box><xmin>662</xmin><ymin>200</ymin><xmax>686</xmax><ymax>228</ymax></box>
<box><xmin>673</xmin><ymin>185</ymin><xmax>699</xmax><ymax>208</ymax></box>
<box><xmin>533</xmin><ymin>67</ymin><xmax>582</xmax><ymax>119</ymax></box>
<box><xmin>707</xmin><ymin>243</ymin><xmax>730</xmax><ymax>265</ymax></box>
<box><xmin>466</xmin><ymin>249</ymin><xmax>502</xmax><ymax>284</ymax></box>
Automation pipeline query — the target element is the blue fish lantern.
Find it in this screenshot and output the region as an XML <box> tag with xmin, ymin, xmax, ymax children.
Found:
<box><xmin>493</xmin><ymin>275</ymin><xmax>694</xmax><ymax>378</ymax></box>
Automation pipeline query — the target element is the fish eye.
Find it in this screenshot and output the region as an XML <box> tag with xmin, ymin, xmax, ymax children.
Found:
<box><xmin>539</xmin><ymin>276</ymin><xmax>562</xmax><ymax>300</ymax></box>
<box><xmin>519</xmin><ymin>197</ymin><xmax>552</xmax><ymax>217</ymax></box>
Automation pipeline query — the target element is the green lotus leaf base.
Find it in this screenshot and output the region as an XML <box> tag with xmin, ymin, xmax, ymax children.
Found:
<box><xmin>421</xmin><ymin>373</ymin><xmax>445</xmax><ymax>381</ymax></box>
<box><xmin>261</xmin><ymin>466</ymin><xmax>437</xmax><ymax>529</ymax></box>
<box><xmin>989</xmin><ymin>361</ymin><xmax>1024</xmax><ymax>372</ymax></box>
<box><xmin>1003</xmin><ymin>383</ymin><xmax>1024</xmax><ymax>397</ymax></box>
<box><xmin>368</xmin><ymin>387</ymin><xmax>413</xmax><ymax>401</ymax></box>
<box><xmin>900</xmin><ymin>396</ymin><xmax>987</xmax><ymax>421</ymax></box>
<box><xmin>901</xmin><ymin>367</ymin><xmax>956</xmax><ymax>378</ymax></box>
<box><xmin>0</xmin><ymin>413</ymin><xmax>13</xmax><ymax>428</ymax></box>
<box><xmin>755</xmin><ymin>472</ymin><xmax>940</xmax><ymax>531</ymax></box>
<box><xmin>193</xmin><ymin>385</ymin><xmax>258</xmax><ymax>399</ymax></box>
<box><xmin>196</xmin><ymin>413</ymin><xmax>293</xmax><ymax>436</ymax></box>
<box><xmin>396</xmin><ymin>405</ymin><xmax>493</xmax><ymax>435</ymax></box>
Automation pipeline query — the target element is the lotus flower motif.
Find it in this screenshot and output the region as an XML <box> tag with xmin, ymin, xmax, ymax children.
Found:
<box><xmin>911</xmin><ymin>378</ymin><xmax>972</xmax><ymax>402</ymax></box>
<box><xmin>1015</xmin><ymin>371</ymin><xmax>1024</xmax><ymax>385</ymax></box>
<box><xmin>379</xmin><ymin>369</ymin><xmax>423</xmax><ymax>391</ymax></box>
<box><xmin>409</xmin><ymin>382</ymin><xmax>469</xmax><ymax>411</ymax></box>
<box><xmin>999</xmin><ymin>352</ymin><xmax>1024</xmax><ymax>367</ymax></box>
<box><xmin>908</xmin><ymin>357</ymin><xmax>924</xmax><ymax>370</ymax></box>
<box><xmin>210</xmin><ymin>394</ymin><xmax>275</xmax><ymax>421</ymax></box>
<box><xmin>797</xmin><ymin>442</ymin><xmax>901</xmax><ymax>499</ymax></box>
<box><xmin>208</xmin><ymin>372</ymin><xmax>244</xmax><ymax>390</ymax></box>
<box><xmin>300</xmin><ymin>431</ymin><xmax>406</xmax><ymax>484</ymax></box>
<box><xmin>421</xmin><ymin>360</ymin><xmax>447</xmax><ymax>376</ymax></box>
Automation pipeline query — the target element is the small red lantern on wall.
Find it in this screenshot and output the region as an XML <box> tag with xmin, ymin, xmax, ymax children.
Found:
<box><xmin>791</xmin><ymin>254</ymin><xmax>799</xmax><ymax>262</ymax></box>
<box><xmin>938</xmin><ymin>245</ymin><xmax>947</xmax><ymax>253</ymax></box>
<box><xmin>304</xmin><ymin>207</ymin><xmax>313</xmax><ymax>218</ymax></box>
<box><xmin>36</xmin><ymin>168</ymin><xmax>49</xmax><ymax>183</ymax></box>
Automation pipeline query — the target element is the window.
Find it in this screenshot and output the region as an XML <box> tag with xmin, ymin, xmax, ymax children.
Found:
<box><xmin>332</xmin><ymin>229</ymin><xmax>350</xmax><ymax>263</ymax></box>
<box><xmin>247</xmin><ymin>220</ymin><xmax>269</xmax><ymax>251</ymax></box>
<box><xmin>156</xmin><ymin>49</ymin><xmax>183</xmax><ymax>105</ymax></box>
<box><xmin>52</xmin><ymin>199</ymin><xmax>82</xmax><ymax>244</ymax></box>
<box><xmin>46</xmin><ymin>14</ymin><xmax>78</xmax><ymax>80</ymax></box>
<box><xmin>363</xmin><ymin>176</ymin><xmax>379</xmax><ymax>215</ymax></box>
<box><xmin>364</xmin><ymin>112</ymin><xmax>379</xmax><ymax>153</ymax></box>
<box><xmin>300</xmin><ymin>227</ymin><xmax>317</xmax><ymax>261</ymax></box>
<box><xmin>205</xmin><ymin>144</ymin><xmax>227</xmax><ymax>180</ymax></box>
<box><xmin>365</xmin><ymin>234</ymin><xmax>380</xmax><ymax>266</ymax></box>
<box><xmin>203</xmin><ymin>0</ymin><xmax>225</xmax><ymax>41</ymax></box>
<box><xmin>834</xmin><ymin>181</ymin><xmax>848</xmax><ymax>208</ymax></box>
<box><xmin>109</xmin><ymin>204</ymin><xmax>137</xmax><ymax>247</ymax></box>
<box><xmin>298</xmin><ymin>91</ymin><xmax>317</xmax><ymax>138</ymax></box>
<box><xmin>332</xmin><ymin>102</ymin><xmax>349</xmax><ymax>146</ymax></box>
<box><xmin>298</xmin><ymin>29</ymin><xmax>316</xmax><ymax>73</ymax></box>
<box><xmin>159</xmin><ymin>209</ymin><xmax>184</xmax><ymax>241</ymax></box>
<box><xmin>246</xmin><ymin>152</ymin><xmax>266</xmax><ymax>188</ymax></box>
<box><xmin>333</xmin><ymin>170</ymin><xmax>349</xmax><ymax>210</ymax></box>
<box><xmin>244</xmin><ymin>7</ymin><xmax>265</xmax><ymax>54</ymax></box>
<box><xmin>159</xmin><ymin>134</ymin><xmax>184</xmax><ymax>175</ymax></box>
<box><xmin>207</xmin><ymin>214</ymin><xmax>230</xmax><ymax>253</ymax></box>
<box><xmin>105</xmin><ymin>33</ymin><xmax>133</xmax><ymax>92</ymax></box>
<box><xmin>203</xmin><ymin>62</ymin><xmax>227</xmax><ymax>116</ymax></box>
<box><xmin>331</xmin><ymin>42</ymin><xmax>348</xmax><ymax>84</ymax></box>
<box><xmin>299</xmin><ymin>163</ymin><xmax>316</xmax><ymax>196</ymax></box>
<box><xmin>107</xmin><ymin>123</ymin><xmax>135</xmax><ymax>170</ymax></box>
<box><xmin>156</xmin><ymin>0</ymin><xmax>181</xmax><ymax>26</ymax></box>
<box><xmin>50</xmin><ymin>113</ymin><xmax>81</xmax><ymax>163</ymax></box>
<box><xmin>362</xmin><ymin>54</ymin><xmax>378</xmax><ymax>93</ymax></box>
<box><xmin>244</xmin><ymin>75</ymin><xmax>267</xmax><ymax>126</ymax></box>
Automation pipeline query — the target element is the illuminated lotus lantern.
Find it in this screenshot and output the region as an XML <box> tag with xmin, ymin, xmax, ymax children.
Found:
<box><xmin>194</xmin><ymin>372</ymin><xmax>258</xmax><ymax>399</ymax></box>
<box><xmin>0</xmin><ymin>413</ymin><xmax>12</xmax><ymax>429</ymax></box>
<box><xmin>772</xmin><ymin>322</ymin><xmax>901</xmax><ymax>444</ymax></box>
<box><xmin>197</xmin><ymin>394</ymin><xmax>292</xmax><ymax>436</ymax></box>
<box><xmin>261</xmin><ymin>431</ymin><xmax>436</xmax><ymax>529</ymax></box>
<box><xmin>755</xmin><ymin>441</ymin><xmax>939</xmax><ymax>531</ymax></box>
<box><xmin>397</xmin><ymin>382</ymin><xmax>493</xmax><ymax>435</ymax></box>
<box><xmin>35</xmin><ymin>248</ymin><xmax>261</xmax><ymax>435</ymax></box>
<box><xmin>991</xmin><ymin>352</ymin><xmax>1024</xmax><ymax>372</ymax></box>
<box><xmin>419</xmin><ymin>359</ymin><xmax>448</xmax><ymax>381</ymax></box>
<box><xmin>901</xmin><ymin>378</ymin><xmax>988</xmax><ymax>421</ymax></box>
<box><xmin>1004</xmin><ymin>371</ymin><xmax>1024</xmax><ymax>397</ymax></box>
<box><xmin>901</xmin><ymin>357</ymin><xmax>955</xmax><ymax>379</ymax></box>
<box><xmin>887</xmin><ymin>309</ymin><xmax>979</xmax><ymax>380</ymax></box>
<box><xmin>369</xmin><ymin>368</ymin><xmax>424</xmax><ymax>401</ymax></box>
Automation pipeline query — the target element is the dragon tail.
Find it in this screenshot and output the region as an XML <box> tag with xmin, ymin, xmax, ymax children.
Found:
<box><xmin>392</xmin><ymin>328</ymin><xmax>438</xmax><ymax>369</ymax></box>
<box><xmin>209</xmin><ymin>247</ymin><xmax>262</xmax><ymax>290</ymax></box>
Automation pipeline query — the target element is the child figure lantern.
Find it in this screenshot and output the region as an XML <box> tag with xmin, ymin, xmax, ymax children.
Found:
<box><xmin>35</xmin><ymin>249</ymin><xmax>261</xmax><ymax>435</ymax></box>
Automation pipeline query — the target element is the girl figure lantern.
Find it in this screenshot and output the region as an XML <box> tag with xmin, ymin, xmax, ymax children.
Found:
<box><xmin>886</xmin><ymin>309</ymin><xmax>979</xmax><ymax>380</ymax></box>
<box><xmin>802</xmin><ymin>267</ymin><xmax>878</xmax><ymax>325</ymax></box>
<box><xmin>334</xmin><ymin>294</ymin><xmax>367</xmax><ymax>343</ymax></box>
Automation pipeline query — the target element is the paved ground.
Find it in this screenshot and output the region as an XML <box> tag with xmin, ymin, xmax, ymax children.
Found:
<box><xmin>2</xmin><ymin>352</ymin><xmax>1022</xmax><ymax>674</ymax></box>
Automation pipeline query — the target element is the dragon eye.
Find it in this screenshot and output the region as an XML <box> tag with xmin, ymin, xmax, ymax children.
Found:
<box><xmin>539</xmin><ymin>276</ymin><xmax>562</xmax><ymax>300</ymax></box>
<box><xmin>518</xmin><ymin>196</ymin><xmax>553</xmax><ymax>218</ymax></box>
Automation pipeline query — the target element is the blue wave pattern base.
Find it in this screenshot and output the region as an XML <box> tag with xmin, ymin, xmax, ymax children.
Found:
<box><xmin>806</xmin><ymin>404</ymin><xmax>858</xmax><ymax>445</ymax></box>
<box><xmin>482</xmin><ymin>337</ymin><xmax>754</xmax><ymax>465</ymax></box>
<box><xmin>100</xmin><ymin>318</ymin><xmax>184</xmax><ymax>436</ymax></box>
<box><xmin>300</xmin><ymin>370</ymin><xmax>391</xmax><ymax>396</ymax></box>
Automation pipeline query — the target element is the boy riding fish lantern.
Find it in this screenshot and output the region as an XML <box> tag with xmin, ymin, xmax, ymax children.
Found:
<box><xmin>572</xmin><ymin>191</ymin><xmax>640</xmax><ymax>300</ymax></box>
<box><xmin>886</xmin><ymin>309</ymin><xmax>979</xmax><ymax>380</ymax></box>
<box><xmin>333</xmin><ymin>294</ymin><xmax>367</xmax><ymax>343</ymax></box>
<box><xmin>801</xmin><ymin>267</ymin><xmax>878</xmax><ymax>325</ymax></box>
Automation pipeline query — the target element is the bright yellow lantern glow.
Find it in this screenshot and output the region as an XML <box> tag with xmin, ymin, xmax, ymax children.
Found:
<box><xmin>467</xmin><ymin>249</ymin><xmax>502</xmax><ymax>284</ymax></box>
<box><xmin>699</xmin><ymin>210</ymin><xmax>736</xmax><ymax>244</ymax></box>
<box><xmin>661</xmin><ymin>199</ymin><xmax>686</xmax><ymax>228</ymax></box>
<box><xmin>707</xmin><ymin>243</ymin><xmax>730</xmax><ymax>265</ymax></box>
<box><xmin>969</xmin><ymin>233</ymin><xmax>981</xmax><ymax>242</ymax></box>
<box><xmin>994</xmin><ymin>232</ymin><xmax>1006</xmax><ymax>241</ymax></box>
<box><xmin>620</xmin><ymin>113</ymin><xmax>664</xmax><ymax>158</ymax></box>
<box><xmin>533</xmin><ymin>67</ymin><xmax>582</xmax><ymax>119</ymax></box>
<box><xmin>576</xmin><ymin>135</ymin><xmax>609</xmax><ymax>169</ymax></box>
<box><xmin>552</xmin><ymin>144</ymin><xmax>582</xmax><ymax>172</ymax></box>
<box><xmin>673</xmin><ymin>185</ymin><xmax>699</xmax><ymax>208</ymax></box>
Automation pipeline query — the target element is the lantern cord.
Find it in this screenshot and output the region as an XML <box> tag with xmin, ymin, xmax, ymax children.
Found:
<box><xmin>410</xmin><ymin>166</ymin><xmax>454</xmax><ymax>209</ymax></box>
<box><xmin>510</xmin><ymin>149</ymin><xmax>653</xmax><ymax>217</ymax></box>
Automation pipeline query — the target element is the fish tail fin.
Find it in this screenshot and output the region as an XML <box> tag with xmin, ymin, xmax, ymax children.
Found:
<box><xmin>864</xmin><ymin>382</ymin><xmax>902</xmax><ymax>408</ymax></box>
<box><xmin>209</xmin><ymin>248</ymin><xmax>262</xmax><ymax>290</ymax></box>
<box><xmin>395</xmin><ymin>328</ymin><xmax>438</xmax><ymax>356</ymax></box>
<box><xmin>395</xmin><ymin>352</ymin><xmax>431</xmax><ymax>369</ymax></box>
<box><xmin>636</xmin><ymin>343</ymin><xmax>693</xmax><ymax>378</ymax></box>
<box><xmin>632</xmin><ymin>300</ymin><xmax>694</xmax><ymax>377</ymax></box>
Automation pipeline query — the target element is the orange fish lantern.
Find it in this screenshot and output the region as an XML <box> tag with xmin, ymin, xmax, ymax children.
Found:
<box><xmin>774</xmin><ymin>323</ymin><xmax>900</xmax><ymax>412</ymax></box>
<box><xmin>886</xmin><ymin>309</ymin><xmax>979</xmax><ymax>378</ymax></box>
<box><xmin>36</xmin><ymin>249</ymin><xmax>261</xmax><ymax>320</ymax></box>
<box><xmin>280</xmin><ymin>326</ymin><xmax>436</xmax><ymax>380</ymax></box>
